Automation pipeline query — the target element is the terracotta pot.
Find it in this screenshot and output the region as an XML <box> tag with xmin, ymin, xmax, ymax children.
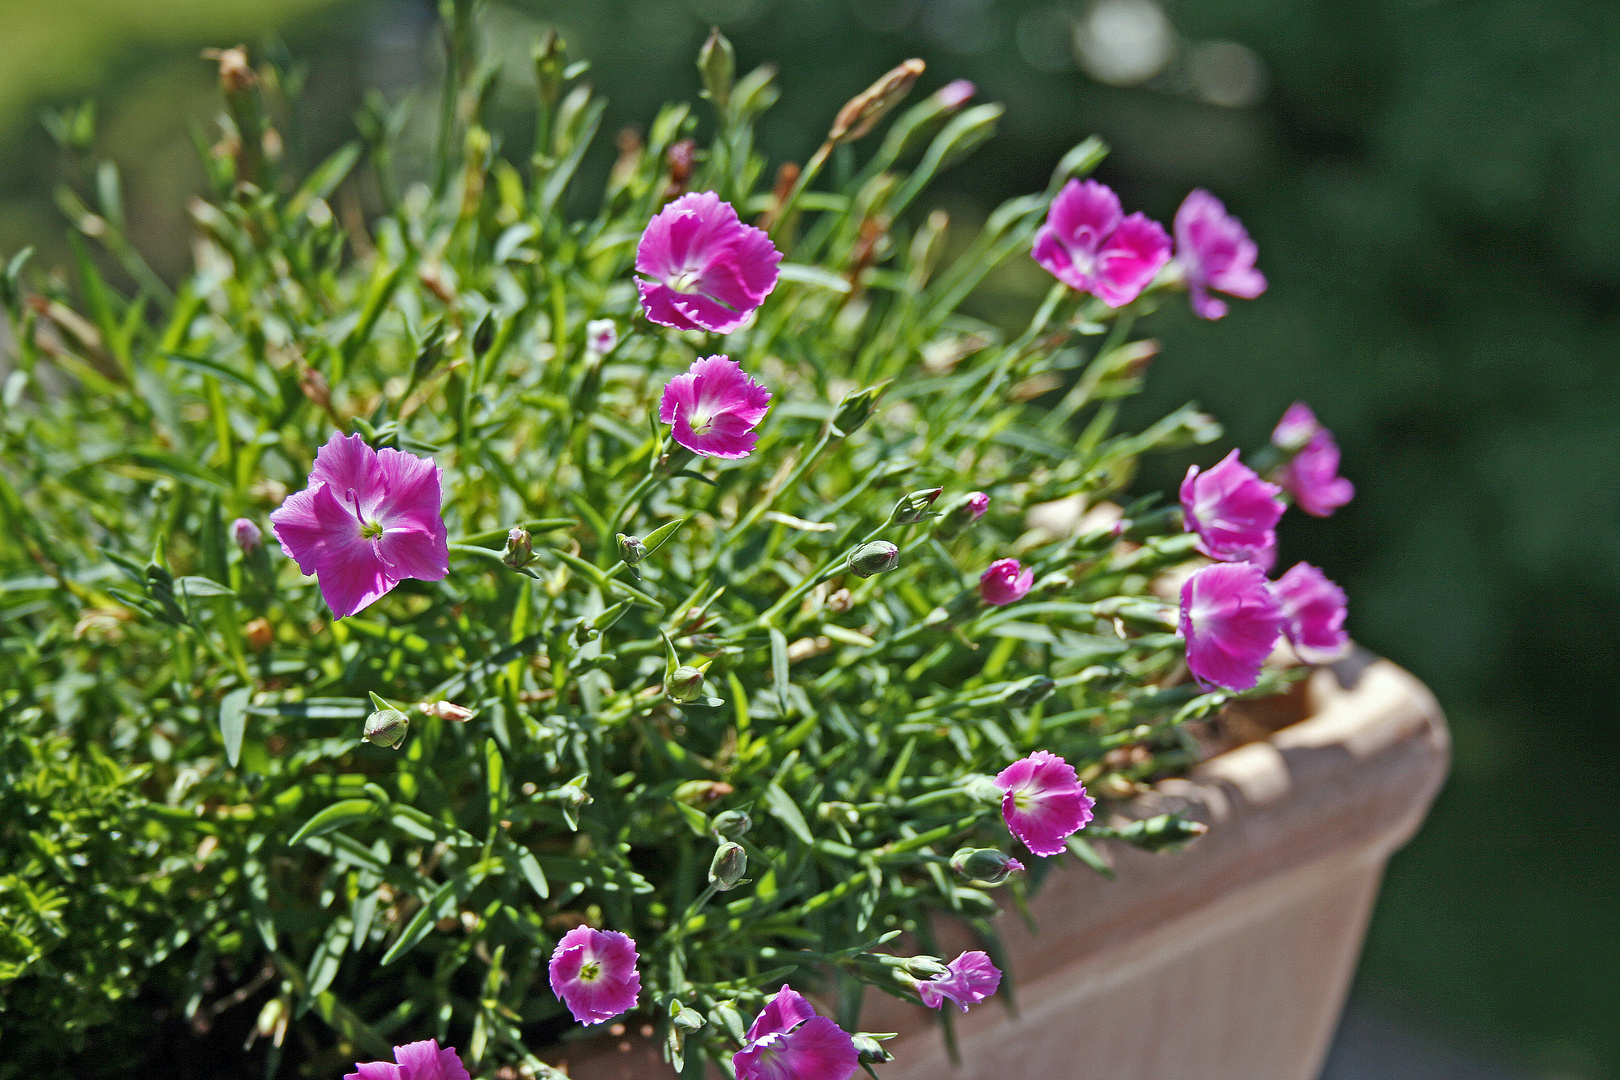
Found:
<box><xmin>551</xmin><ymin>650</ymin><xmax>1448</xmax><ymax>1080</ymax></box>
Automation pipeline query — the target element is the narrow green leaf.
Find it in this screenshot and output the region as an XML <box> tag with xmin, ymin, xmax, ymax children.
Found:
<box><xmin>288</xmin><ymin>799</ymin><xmax>382</xmax><ymax>846</ymax></box>
<box><xmin>763</xmin><ymin>781</ymin><xmax>813</xmax><ymax>846</ymax></box>
<box><xmin>769</xmin><ymin>628</ymin><xmax>790</xmax><ymax>716</ymax></box>
<box><xmin>219</xmin><ymin>687</ymin><xmax>251</xmax><ymax>768</ymax></box>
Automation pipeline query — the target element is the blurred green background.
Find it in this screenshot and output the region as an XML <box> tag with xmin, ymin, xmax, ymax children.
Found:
<box><xmin>2</xmin><ymin>0</ymin><xmax>1615</xmax><ymax>1075</ymax></box>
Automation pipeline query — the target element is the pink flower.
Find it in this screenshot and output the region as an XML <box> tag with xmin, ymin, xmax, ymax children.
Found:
<box><xmin>1032</xmin><ymin>179</ymin><xmax>1171</xmax><ymax>308</ymax></box>
<box><xmin>548</xmin><ymin>926</ymin><xmax>641</xmax><ymax>1025</ymax></box>
<box><xmin>586</xmin><ymin>318</ymin><xmax>618</xmax><ymax>355</ymax></box>
<box><xmin>268</xmin><ymin>433</ymin><xmax>449</xmax><ymax>619</ymax></box>
<box><xmin>231</xmin><ymin>517</ymin><xmax>262</xmax><ymax>551</ymax></box>
<box><xmin>636</xmin><ymin>191</ymin><xmax>781</xmax><ymax>334</ymax></box>
<box><xmin>1180</xmin><ymin>449</ymin><xmax>1284</xmax><ymax>567</ymax></box>
<box><xmin>979</xmin><ymin>558</ymin><xmax>1034</xmax><ymax>606</ymax></box>
<box><xmin>1178</xmin><ymin>562</ymin><xmax>1284</xmax><ymax>691</ymax></box>
<box><xmin>659</xmin><ymin>355</ymin><xmax>772</xmax><ymax>458</ymax></box>
<box><xmin>1270</xmin><ymin>401</ymin><xmax>1320</xmax><ymax>453</ymax></box>
<box><xmin>964</xmin><ymin>491</ymin><xmax>990</xmax><ymax>519</ymax></box>
<box><xmin>345</xmin><ymin>1040</ymin><xmax>470</xmax><ymax>1080</ymax></box>
<box><xmin>918</xmin><ymin>951</ymin><xmax>1002</xmax><ymax>1012</ymax></box>
<box><xmin>994</xmin><ymin>750</ymin><xmax>1095</xmax><ymax>858</ymax></box>
<box><xmin>1272</xmin><ymin>562</ymin><xmax>1350</xmax><ymax>663</ymax></box>
<box><xmin>1174</xmin><ymin>189</ymin><xmax>1266</xmax><ymax>320</ymax></box>
<box><xmin>1277</xmin><ymin>429</ymin><xmax>1355</xmax><ymax>517</ymax></box>
<box><xmin>733</xmin><ymin>985</ymin><xmax>859</xmax><ymax>1080</ymax></box>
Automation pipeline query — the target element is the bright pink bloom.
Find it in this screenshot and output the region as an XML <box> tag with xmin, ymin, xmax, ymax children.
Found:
<box><xmin>345</xmin><ymin>1040</ymin><xmax>470</xmax><ymax>1080</ymax></box>
<box><xmin>1272</xmin><ymin>562</ymin><xmax>1350</xmax><ymax>663</ymax></box>
<box><xmin>1180</xmin><ymin>449</ymin><xmax>1283</xmax><ymax>566</ymax></box>
<box><xmin>965</xmin><ymin>491</ymin><xmax>990</xmax><ymax>519</ymax></box>
<box><xmin>1174</xmin><ymin>189</ymin><xmax>1266</xmax><ymax>320</ymax></box>
<box><xmin>918</xmin><ymin>951</ymin><xmax>1002</xmax><ymax>1012</ymax></box>
<box><xmin>936</xmin><ymin>79</ymin><xmax>976</xmax><ymax>109</ymax></box>
<box><xmin>733</xmin><ymin>985</ymin><xmax>859</xmax><ymax>1080</ymax></box>
<box><xmin>1270</xmin><ymin>401</ymin><xmax>1320</xmax><ymax>452</ymax></box>
<box><xmin>1178</xmin><ymin>562</ymin><xmax>1284</xmax><ymax>691</ymax></box>
<box><xmin>231</xmin><ymin>517</ymin><xmax>261</xmax><ymax>551</ymax></box>
<box><xmin>268</xmin><ymin>433</ymin><xmax>448</xmax><ymax>619</ymax></box>
<box><xmin>548</xmin><ymin>926</ymin><xmax>641</xmax><ymax>1025</ymax></box>
<box><xmin>1032</xmin><ymin>179</ymin><xmax>1171</xmax><ymax>308</ymax></box>
<box><xmin>980</xmin><ymin>558</ymin><xmax>1034</xmax><ymax>606</ymax></box>
<box><xmin>1277</xmin><ymin>429</ymin><xmax>1355</xmax><ymax>517</ymax></box>
<box><xmin>636</xmin><ymin>192</ymin><xmax>781</xmax><ymax>334</ymax></box>
<box><xmin>658</xmin><ymin>355</ymin><xmax>772</xmax><ymax>459</ymax></box>
<box><xmin>994</xmin><ymin>750</ymin><xmax>1095</xmax><ymax>857</ymax></box>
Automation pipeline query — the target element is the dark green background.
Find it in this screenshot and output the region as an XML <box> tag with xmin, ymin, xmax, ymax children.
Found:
<box><xmin>2</xmin><ymin>0</ymin><xmax>1614</xmax><ymax>1075</ymax></box>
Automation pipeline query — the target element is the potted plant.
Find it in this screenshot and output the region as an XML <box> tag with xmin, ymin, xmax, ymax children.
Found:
<box><xmin>0</xmin><ymin>13</ymin><xmax>1444</xmax><ymax>1080</ymax></box>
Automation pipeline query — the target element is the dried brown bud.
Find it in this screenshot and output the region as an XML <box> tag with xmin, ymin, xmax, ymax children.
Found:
<box><xmin>829</xmin><ymin>59</ymin><xmax>925</xmax><ymax>146</ymax></box>
<box><xmin>205</xmin><ymin>46</ymin><xmax>256</xmax><ymax>94</ymax></box>
<box><xmin>244</xmin><ymin>617</ymin><xmax>273</xmax><ymax>651</ymax></box>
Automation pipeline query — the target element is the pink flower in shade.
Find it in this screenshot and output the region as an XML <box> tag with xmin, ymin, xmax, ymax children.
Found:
<box><xmin>1032</xmin><ymin>179</ymin><xmax>1172</xmax><ymax>308</ymax></box>
<box><xmin>917</xmin><ymin>951</ymin><xmax>1002</xmax><ymax>1012</ymax></box>
<box><xmin>268</xmin><ymin>433</ymin><xmax>449</xmax><ymax>619</ymax></box>
<box><xmin>1178</xmin><ymin>562</ymin><xmax>1285</xmax><ymax>691</ymax></box>
<box><xmin>994</xmin><ymin>750</ymin><xmax>1095</xmax><ymax>857</ymax></box>
<box><xmin>733</xmin><ymin>985</ymin><xmax>859</xmax><ymax>1080</ymax></box>
<box><xmin>548</xmin><ymin>926</ymin><xmax>642</xmax><ymax>1025</ymax></box>
<box><xmin>1174</xmin><ymin>189</ymin><xmax>1267</xmax><ymax>320</ymax></box>
<box><xmin>1180</xmin><ymin>449</ymin><xmax>1284</xmax><ymax>567</ymax></box>
<box><xmin>230</xmin><ymin>517</ymin><xmax>262</xmax><ymax>552</ymax></box>
<box><xmin>1272</xmin><ymin>562</ymin><xmax>1350</xmax><ymax>663</ymax></box>
<box><xmin>345</xmin><ymin>1040</ymin><xmax>471</xmax><ymax>1080</ymax></box>
<box><xmin>979</xmin><ymin>558</ymin><xmax>1034</xmax><ymax>606</ymax></box>
<box><xmin>636</xmin><ymin>192</ymin><xmax>782</xmax><ymax>334</ymax></box>
<box><xmin>1270</xmin><ymin>401</ymin><xmax>1321</xmax><ymax>453</ymax></box>
<box><xmin>659</xmin><ymin>355</ymin><xmax>772</xmax><ymax>459</ymax></box>
<box><xmin>1277</xmin><ymin>429</ymin><xmax>1355</xmax><ymax>518</ymax></box>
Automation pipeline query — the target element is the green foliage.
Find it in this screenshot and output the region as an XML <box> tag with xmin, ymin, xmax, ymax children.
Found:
<box><xmin>0</xmin><ymin>11</ymin><xmax>1281</xmax><ymax>1076</ymax></box>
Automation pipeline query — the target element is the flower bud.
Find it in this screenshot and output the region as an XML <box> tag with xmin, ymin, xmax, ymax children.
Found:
<box><xmin>674</xmin><ymin>779</ymin><xmax>734</xmax><ymax>806</ymax></box>
<box><xmin>244</xmin><ymin>617</ymin><xmax>273</xmax><ymax>651</ymax></box>
<box><xmin>847</xmin><ymin>541</ymin><xmax>899</xmax><ymax>578</ymax></box>
<box><xmin>852</xmin><ymin>1034</ymin><xmax>895</xmax><ymax>1065</ymax></box>
<box><xmin>830</xmin><ymin>382</ymin><xmax>886</xmax><ymax>437</ymax></box>
<box><xmin>363</xmin><ymin>692</ymin><xmax>409</xmax><ymax>749</ymax></box>
<box><xmin>708</xmin><ymin>841</ymin><xmax>748</xmax><ymax>891</ymax></box>
<box><xmin>903</xmin><ymin>955</ymin><xmax>949</xmax><ymax>979</ymax></box>
<box><xmin>950</xmin><ymin>847</ymin><xmax>1025</xmax><ymax>885</ymax></box>
<box><xmin>829</xmin><ymin>59</ymin><xmax>925</xmax><ymax>145</ymax></box>
<box><xmin>418</xmin><ymin>700</ymin><xmax>474</xmax><ymax>722</ymax></box>
<box><xmin>932</xmin><ymin>491</ymin><xmax>989</xmax><ymax>540</ymax></box>
<box><xmin>585</xmin><ymin>318</ymin><xmax>618</xmax><ymax>356</ymax></box>
<box><xmin>617</xmin><ymin>533</ymin><xmax>648</xmax><ymax>566</ymax></box>
<box><xmin>1110</xmin><ymin>813</ymin><xmax>1210</xmax><ymax>853</ymax></box>
<box><xmin>1005</xmin><ymin>675</ymin><xmax>1056</xmax><ymax>708</ymax></box>
<box><xmin>697</xmin><ymin>28</ymin><xmax>735</xmax><ymax>114</ymax></box>
<box><xmin>962</xmin><ymin>774</ymin><xmax>1005</xmax><ymax>805</ymax></box>
<box><xmin>711</xmin><ymin>809</ymin><xmax>752</xmax><ymax>840</ymax></box>
<box><xmin>231</xmin><ymin>517</ymin><xmax>262</xmax><ymax>552</ymax></box>
<box><xmin>890</xmin><ymin>487</ymin><xmax>943</xmax><ymax>526</ymax></box>
<box><xmin>501</xmin><ymin>527</ymin><xmax>533</xmax><ymax>569</ymax></box>
<box><xmin>666</xmin><ymin>663</ymin><xmax>707</xmax><ymax>703</ymax></box>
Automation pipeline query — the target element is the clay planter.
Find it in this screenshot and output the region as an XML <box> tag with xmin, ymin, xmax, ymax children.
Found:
<box><xmin>552</xmin><ymin>650</ymin><xmax>1448</xmax><ymax>1080</ymax></box>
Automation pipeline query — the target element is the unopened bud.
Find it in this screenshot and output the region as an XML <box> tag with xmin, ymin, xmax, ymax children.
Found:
<box><xmin>244</xmin><ymin>617</ymin><xmax>273</xmax><ymax>651</ymax></box>
<box><xmin>933</xmin><ymin>491</ymin><xmax>990</xmax><ymax>540</ymax></box>
<box><xmin>1110</xmin><ymin>813</ymin><xmax>1209</xmax><ymax>853</ymax></box>
<box><xmin>831</xmin><ymin>382</ymin><xmax>886</xmax><ymax>437</ymax></box>
<box><xmin>962</xmin><ymin>774</ymin><xmax>1004</xmax><ymax>805</ymax></box>
<box><xmin>585</xmin><ymin>318</ymin><xmax>617</xmax><ymax>356</ymax></box>
<box><xmin>935</xmin><ymin>79</ymin><xmax>976</xmax><ymax>110</ymax></box>
<box><xmin>708</xmin><ymin>841</ymin><xmax>748</xmax><ymax>890</ymax></box>
<box><xmin>674</xmin><ymin>779</ymin><xmax>734</xmax><ymax>806</ymax></box>
<box><xmin>231</xmin><ymin>517</ymin><xmax>262</xmax><ymax>552</ymax></box>
<box><xmin>617</xmin><ymin>533</ymin><xmax>648</xmax><ymax>565</ymax></box>
<box><xmin>666</xmin><ymin>663</ymin><xmax>707</xmax><ymax>703</ymax></box>
<box><xmin>711</xmin><ymin>809</ymin><xmax>752</xmax><ymax>840</ymax></box>
<box><xmin>363</xmin><ymin>692</ymin><xmax>409</xmax><ymax>749</ymax></box>
<box><xmin>847</xmin><ymin>541</ymin><xmax>899</xmax><ymax>578</ymax></box>
<box><xmin>418</xmin><ymin>700</ymin><xmax>474</xmax><ymax>722</ymax></box>
<box><xmin>950</xmin><ymin>847</ymin><xmax>1025</xmax><ymax>885</ymax></box>
<box><xmin>852</xmin><ymin>1033</ymin><xmax>895</xmax><ymax>1065</ymax></box>
<box><xmin>825</xmin><ymin>587</ymin><xmax>854</xmax><ymax>614</ymax></box>
<box><xmin>254</xmin><ymin>995</ymin><xmax>288</xmax><ymax>1039</ymax></box>
<box><xmin>1005</xmin><ymin>675</ymin><xmax>1056</xmax><ymax>708</ymax></box>
<box><xmin>890</xmin><ymin>487</ymin><xmax>943</xmax><ymax>526</ymax></box>
<box><xmin>698</xmin><ymin>28</ymin><xmax>735</xmax><ymax>114</ymax></box>
<box><xmin>209</xmin><ymin>45</ymin><xmax>256</xmax><ymax>95</ymax></box>
<box><xmin>903</xmin><ymin>955</ymin><xmax>949</xmax><ymax>979</ymax></box>
<box><xmin>829</xmin><ymin>59</ymin><xmax>926</xmax><ymax>145</ymax></box>
<box><xmin>501</xmin><ymin>527</ymin><xmax>534</xmax><ymax>569</ymax></box>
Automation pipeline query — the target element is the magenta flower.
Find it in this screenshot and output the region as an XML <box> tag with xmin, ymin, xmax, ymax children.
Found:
<box><xmin>980</xmin><ymin>558</ymin><xmax>1034</xmax><ymax>606</ymax></box>
<box><xmin>548</xmin><ymin>926</ymin><xmax>641</xmax><ymax>1025</ymax></box>
<box><xmin>964</xmin><ymin>491</ymin><xmax>990</xmax><ymax>519</ymax></box>
<box><xmin>1174</xmin><ymin>189</ymin><xmax>1266</xmax><ymax>320</ymax></box>
<box><xmin>1272</xmin><ymin>562</ymin><xmax>1350</xmax><ymax>663</ymax></box>
<box><xmin>658</xmin><ymin>355</ymin><xmax>772</xmax><ymax>459</ymax></box>
<box><xmin>1178</xmin><ymin>562</ymin><xmax>1284</xmax><ymax>691</ymax></box>
<box><xmin>1270</xmin><ymin>401</ymin><xmax>1321</xmax><ymax>453</ymax></box>
<box><xmin>994</xmin><ymin>750</ymin><xmax>1095</xmax><ymax>858</ymax></box>
<box><xmin>1277</xmin><ymin>429</ymin><xmax>1355</xmax><ymax>518</ymax></box>
<box><xmin>1180</xmin><ymin>449</ymin><xmax>1284</xmax><ymax>567</ymax></box>
<box><xmin>231</xmin><ymin>517</ymin><xmax>262</xmax><ymax>552</ymax></box>
<box><xmin>268</xmin><ymin>433</ymin><xmax>449</xmax><ymax>619</ymax></box>
<box><xmin>918</xmin><ymin>951</ymin><xmax>1002</xmax><ymax>1012</ymax></box>
<box><xmin>1032</xmin><ymin>179</ymin><xmax>1172</xmax><ymax>308</ymax></box>
<box><xmin>733</xmin><ymin>985</ymin><xmax>859</xmax><ymax>1080</ymax></box>
<box><xmin>345</xmin><ymin>1040</ymin><xmax>471</xmax><ymax>1080</ymax></box>
<box><xmin>636</xmin><ymin>191</ymin><xmax>782</xmax><ymax>334</ymax></box>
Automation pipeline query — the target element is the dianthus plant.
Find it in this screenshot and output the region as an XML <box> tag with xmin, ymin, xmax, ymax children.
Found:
<box><xmin>0</xmin><ymin>11</ymin><xmax>1352</xmax><ymax>1078</ymax></box>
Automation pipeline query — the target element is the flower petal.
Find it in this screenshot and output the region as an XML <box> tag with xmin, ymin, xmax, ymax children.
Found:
<box><xmin>270</xmin><ymin>482</ymin><xmax>396</xmax><ymax>618</ymax></box>
<box><xmin>310</xmin><ymin>432</ymin><xmax>388</xmax><ymax>518</ymax></box>
<box><xmin>745</xmin><ymin>985</ymin><xmax>818</xmax><ymax>1043</ymax></box>
<box><xmin>1092</xmin><ymin>212</ymin><xmax>1172</xmax><ymax>308</ymax></box>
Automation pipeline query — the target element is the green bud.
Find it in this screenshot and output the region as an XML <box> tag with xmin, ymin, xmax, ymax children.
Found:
<box><xmin>903</xmin><ymin>954</ymin><xmax>949</xmax><ymax>979</ymax></box>
<box><xmin>1005</xmin><ymin>675</ymin><xmax>1056</xmax><ymax>708</ymax></box>
<box><xmin>698</xmin><ymin>28</ymin><xmax>735</xmax><ymax>114</ymax></box>
<box><xmin>1110</xmin><ymin>813</ymin><xmax>1209</xmax><ymax>853</ymax></box>
<box><xmin>363</xmin><ymin>692</ymin><xmax>409</xmax><ymax>749</ymax></box>
<box><xmin>617</xmin><ymin>533</ymin><xmax>648</xmax><ymax>565</ymax></box>
<box><xmin>666</xmin><ymin>663</ymin><xmax>708</xmax><ymax>703</ymax></box>
<box><xmin>672</xmin><ymin>1002</ymin><xmax>707</xmax><ymax>1033</ymax></box>
<box><xmin>950</xmin><ymin>847</ymin><xmax>1023</xmax><ymax>885</ymax></box>
<box><xmin>501</xmin><ymin>527</ymin><xmax>533</xmax><ymax>569</ymax></box>
<box><xmin>961</xmin><ymin>774</ymin><xmax>1004</xmax><ymax>805</ymax></box>
<box><xmin>533</xmin><ymin>30</ymin><xmax>566</xmax><ymax>111</ymax></box>
<box><xmin>711</xmin><ymin>809</ymin><xmax>752</xmax><ymax>840</ymax></box>
<box><xmin>708</xmin><ymin>841</ymin><xmax>748</xmax><ymax>890</ymax></box>
<box><xmin>852</xmin><ymin>1033</ymin><xmax>895</xmax><ymax>1065</ymax></box>
<box><xmin>847</xmin><ymin>541</ymin><xmax>899</xmax><ymax>578</ymax></box>
<box><xmin>830</xmin><ymin>382</ymin><xmax>887</xmax><ymax>437</ymax></box>
<box><xmin>890</xmin><ymin>487</ymin><xmax>943</xmax><ymax>526</ymax></box>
